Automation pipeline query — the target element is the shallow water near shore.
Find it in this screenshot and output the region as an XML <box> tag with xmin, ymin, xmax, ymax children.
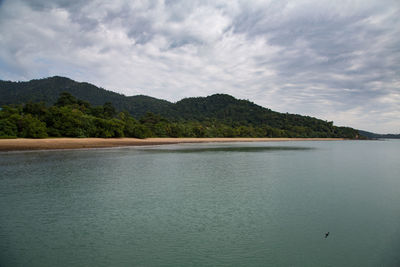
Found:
<box><xmin>1</xmin><ymin>140</ymin><xmax>400</xmax><ymax>266</ymax></box>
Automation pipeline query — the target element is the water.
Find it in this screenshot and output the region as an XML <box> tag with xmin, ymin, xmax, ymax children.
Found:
<box><xmin>0</xmin><ymin>140</ymin><xmax>399</xmax><ymax>266</ymax></box>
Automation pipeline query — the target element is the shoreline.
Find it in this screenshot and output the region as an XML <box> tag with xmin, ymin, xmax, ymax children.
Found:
<box><xmin>0</xmin><ymin>138</ymin><xmax>347</xmax><ymax>152</ymax></box>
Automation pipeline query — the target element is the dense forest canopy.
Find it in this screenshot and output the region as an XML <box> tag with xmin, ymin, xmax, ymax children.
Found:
<box><xmin>0</xmin><ymin>76</ymin><xmax>174</xmax><ymax>118</ymax></box>
<box><xmin>0</xmin><ymin>77</ymin><xmax>362</xmax><ymax>139</ymax></box>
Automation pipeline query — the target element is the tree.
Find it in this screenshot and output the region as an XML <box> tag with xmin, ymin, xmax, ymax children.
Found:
<box><xmin>55</xmin><ymin>92</ymin><xmax>78</xmax><ymax>106</ymax></box>
<box><xmin>19</xmin><ymin>114</ymin><xmax>48</xmax><ymax>138</ymax></box>
<box><xmin>46</xmin><ymin>106</ymin><xmax>86</xmax><ymax>137</ymax></box>
<box><xmin>103</xmin><ymin>102</ymin><xmax>116</xmax><ymax>119</ymax></box>
<box><xmin>0</xmin><ymin>118</ymin><xmax>18</xmax><ymax>138</ymax></box>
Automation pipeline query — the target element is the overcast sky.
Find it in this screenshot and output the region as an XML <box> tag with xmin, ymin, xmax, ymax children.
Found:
<box><xmin>0</xmin><ymin>0</ymin><xmax>399</xmax><ymax>133</ymax></box>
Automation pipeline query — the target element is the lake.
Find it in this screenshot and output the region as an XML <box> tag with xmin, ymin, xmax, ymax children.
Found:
<box><xmin>1</xmin><ymin>140</ymin><xmax>399</xmax><ymax>266</ymax></box>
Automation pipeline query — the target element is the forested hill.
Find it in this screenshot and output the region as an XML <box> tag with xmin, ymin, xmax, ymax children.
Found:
<box><xmin>0</xmin><ymin>76</ymin><xmax>174</xmax><ymax>118</ymax></box>
<box><xmin>0</xmin><ymin>76</ymin><xmax>360</xmax><ymax>138</ymax></box>
<box><xmin>358</xmin><ymin>130</ymin><xmax>400</xmax><ymax>139</ymax></box>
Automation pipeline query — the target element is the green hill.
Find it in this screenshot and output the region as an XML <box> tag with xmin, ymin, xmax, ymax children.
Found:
<box><xmin>0</xmin><ymin>76</ymin><xmax>174</xmax><ymax>118</ymax></box>
<box><xmin>358</xmin><ymin>130</ymin><xmax>400</xmax><ymax>139</ymax></box>
<box><xmin>1</xmin><ymin>76</ymin><xmax>360</xmax><ymax>138</ymax></box>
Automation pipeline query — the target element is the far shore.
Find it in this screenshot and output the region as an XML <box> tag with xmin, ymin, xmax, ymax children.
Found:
<box><xmin>0</xmin><ymin>137</ymin><xmax>347</xmax><ymax>152</ymax></box>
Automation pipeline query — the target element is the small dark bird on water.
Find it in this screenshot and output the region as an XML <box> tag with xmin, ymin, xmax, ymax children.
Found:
<box><xmin>325</xmin><ymin>232</ymin><xmax>330</xmax><ymax>238</ymax></box>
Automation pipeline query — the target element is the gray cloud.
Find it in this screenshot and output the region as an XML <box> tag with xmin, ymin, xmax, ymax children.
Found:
<box><xmin>0</xmin><ymin>0</ymin><xmax>399</xmax><ymax>133</ymax></box>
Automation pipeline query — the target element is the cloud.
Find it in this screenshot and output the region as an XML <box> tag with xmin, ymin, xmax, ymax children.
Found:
<box><xmin>0</xmin><ymin>0</ymin><xmax>399</xmax><ymax>133</ymax></box>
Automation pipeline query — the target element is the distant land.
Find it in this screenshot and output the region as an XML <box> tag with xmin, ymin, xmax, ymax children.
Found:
<box><xmin>0</xmin><ymin>76</ymin><xmax>395</xmax><ymax>139</ymax></box>
<box><xmin>358</xmin><ymin>130</ymin><xmax>400</xmax><ymax>139</ymax></box>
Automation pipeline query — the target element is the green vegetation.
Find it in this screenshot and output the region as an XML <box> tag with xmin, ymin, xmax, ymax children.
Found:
<box><xmin>0</xmin><ymin>76</ymin><xmax>174</xmax><ymax>118</ymax></box>
<box><xmin>0</xmin><ymin>91</ymin><xmax>361</xmax><ymax>139</ymax></box>
<box><xmin>0</xmin><ymin>77</ymin><xmax>362</xmax><ymax>139</ymax></box>
<box><xmin>0</xmin><ymin>93</ymin><xmax>139</xmax><ymax>138</ymax></box>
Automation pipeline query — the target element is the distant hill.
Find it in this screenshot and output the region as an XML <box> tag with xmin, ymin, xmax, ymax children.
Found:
<box><xmin>358</xmin><ymin>130</ymin><xmax>400</xmax><ymax>139</ymax></box>
<box><xmin>1</xmin><ymin>76</ymin><xmax>361</xmax><ymax>138</ymax></box>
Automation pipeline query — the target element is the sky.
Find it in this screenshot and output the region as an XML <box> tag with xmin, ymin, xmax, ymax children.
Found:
<box><xmin>0</xmin><ymin>0</ymin><xmax>399</xmax><ymax>133</ymax></box>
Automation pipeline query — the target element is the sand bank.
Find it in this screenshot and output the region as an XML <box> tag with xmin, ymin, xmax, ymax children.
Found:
<box><xmin>0</xmin><ymin>137</ymin><xmax>345</xmax><ymax>152</ymax></box>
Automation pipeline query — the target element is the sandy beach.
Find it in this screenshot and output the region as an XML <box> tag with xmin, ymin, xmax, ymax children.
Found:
<box><xmin>0</xmin><ymin>137</ymin><xmax>346</xmax><ymax>152</ymax></box>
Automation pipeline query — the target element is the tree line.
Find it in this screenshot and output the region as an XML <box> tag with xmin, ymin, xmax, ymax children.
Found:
<box><xmin>0</xmin><ymin>92</ymin><xmax>361</xmax><ymax>139</ymax></box>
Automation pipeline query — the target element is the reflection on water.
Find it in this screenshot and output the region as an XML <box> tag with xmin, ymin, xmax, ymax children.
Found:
<box><xmin>142</xmin><ymin>145</ymin><xmax>315</xmax><ymax>153</ymax></box>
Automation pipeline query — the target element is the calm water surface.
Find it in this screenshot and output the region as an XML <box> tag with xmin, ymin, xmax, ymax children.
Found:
<box><xmin>1</xmin><ymin>140</ymin><xmax>400</xmax><ymax>266</ymax></box>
